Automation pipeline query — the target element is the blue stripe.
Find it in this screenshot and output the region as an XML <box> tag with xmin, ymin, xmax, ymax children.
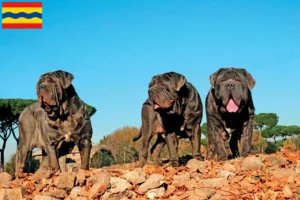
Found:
<box><xmin>2</xmin><ymin>12</ymin><xmax>42</xmax><ymax>19</ymax></box>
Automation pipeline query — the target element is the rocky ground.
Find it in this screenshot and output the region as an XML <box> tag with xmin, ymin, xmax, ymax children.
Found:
<box><xmin>1</xmin><ymin>149</ymin><xmax>300</xmax><ymax>200</ymax></box>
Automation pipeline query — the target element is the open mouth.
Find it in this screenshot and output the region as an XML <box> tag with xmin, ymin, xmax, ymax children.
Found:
<box><xmin>152</xmin><ymin>100</ymin><xmax>174</xmax><ymax>111</ymax></box>
<box><xmin>226</xmin><ymin>99</ymin><xmax>239</xmax><ymax>113</ymax></box>
<box><xmin>39</xmin><ymin>94</ymin><xmax>56</xmax><ymax>106</ymax></box>
<box><xmin>153</xmin><ymin>101</ymin><xmax>160</xmax><ymax>110</ymax></box>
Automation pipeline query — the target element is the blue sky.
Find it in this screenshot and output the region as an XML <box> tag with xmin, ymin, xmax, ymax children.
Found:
<box><xmin>1</xmin><ymin>0</ymin><xmax>300</xmax><ymax>161</ymax></box>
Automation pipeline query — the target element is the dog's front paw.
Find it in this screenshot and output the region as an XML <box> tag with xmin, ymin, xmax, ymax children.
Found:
<box><xmin>169</xmin><ymin>160</ymin><xmax>179</xmax><ymax>167</ymax></box>
<box><xmin>16</xmin><ymin>172</ymin><xmax>28</xmax><ymax>179</ymax></box>
<box><xmin>216</xmin><ymin>155</ymin><xmax>228</xmax><ymax>162</ymax></box>
<box><xmin>43</xmin><ymin>168</ymin><xmax>61</xmax><ymax>179</ymax></box>
<box><xmin>139</xmin><ymin>158</ymin><xmax>147</xmax><ymax>168</ymax></box>
<box><xmin>153</xmin><ymin>158</ymin><xmax>163</xmax><ymax>166</ymax></box>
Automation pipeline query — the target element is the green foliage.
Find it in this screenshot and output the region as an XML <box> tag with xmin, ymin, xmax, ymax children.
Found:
<box><xmin>254</xmin><ymin>113</ymin><xmax>279</xmax><ymax>130</ymax></box>
<box><xmin>0</xmin><ymin>99</ymin><xmax>36</xmax><ymax>121</ymax></box>
<box><xmin>262</xmin><ymin>125</ymin><xmax>300</xmax><ymax>141</ymax></box>
<box><xmin>268</xmin><ymin>125</ymin><xmax>285</xmax><ymax>142</ymax></box>
<box><xmin>201</xmin><ymin>138</ymin><xmax>207</xmax><ymax>146</ymax></box>
<box><xmin>261</xmin><ymin>128</ymin><xmax>271</xmax><ymax>138</ymax></box>
<box><xmin>265</xmin><ymin>142</ymin><xmax>278</xmax><ymax>154</ymax></box>
<box><xmin>90</xmin><ymin>149</ymin><xmax>114</xmax><ymax>168</ymax></box>
<box><xmin>265</xmin><ymin>140</ymin><xmax>284</xmax><ymax>154</ymax></box>
<box><xmin>201</xmin><ymin>123</ymin><xmax>207</xmax><ymax>136</ymax></box>
<box><xmin>85</xmin><ymin>104</ymin><xmax>97</xmax><ymax>117</ymax></box>
<box><xmin>285</xmin><ymin>125</ymin><xmax>300</xmax><ymax>138</ymax></box>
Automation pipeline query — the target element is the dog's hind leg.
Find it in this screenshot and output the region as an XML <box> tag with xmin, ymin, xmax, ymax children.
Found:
<box><xmin>138</xmin><ymin>104</ymin><xmax>157</xmax><ymax>167</ymax></box>
<box><xmin>139</xmin><ymin>125</ymin><xmax>153</xmax><ymax>167</ymax></box>
<box><xmin>150</xmin><ymin>134</ymin><xmax>166</xmax><ymax>166</ymax></box>
<box><xmin>16</xmin><ymin>144</ymin><xmax>30</xmax><ymax>177</ymax></box>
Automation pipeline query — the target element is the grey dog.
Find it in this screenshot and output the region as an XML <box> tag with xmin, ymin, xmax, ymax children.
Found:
<box><xmin>133</xmin><ymin>72</ymin><xmax>203</xmax><ymax>167</ymax></box>
<box><xmin>206</xmin><ymin>68</ymin><xmax>255</xmax><ymax>161</ymax></box>
<box><xmin>16</xmin><ymin>70</ymin><xmax>93</xmax><ymax>177</ymax></box>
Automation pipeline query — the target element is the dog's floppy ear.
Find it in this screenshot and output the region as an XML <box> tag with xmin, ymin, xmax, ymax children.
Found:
<box><xmin>53</xmin><ymin>70</ymin><xmax>74</xmax><ymax>89</ymax></box>
<box><xmin>209</xmin><ymin>68</ymin><xmax>224</xmax><ymax>89</ymax></box>
<box><xmin>239</xmin><ymin>68</ymin><xmax>256</xmax><ymax>89</ymax></box>
<box><xmin>169</xmin><ymin>72</ymin><xmax>186</xmax><ymax>91</ymax></box>
<box><xmin>149</xmin><ymin>75</ymin><xmax>159</xmax><ymax>88</ymax></box>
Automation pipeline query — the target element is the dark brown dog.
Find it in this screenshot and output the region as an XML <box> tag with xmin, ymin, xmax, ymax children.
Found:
<box><xmin>206</xmin><ymin>68</ymin><xmax>255</xmax><ymax>161</ymax></box>
<box><xmin>16</xmin><ymin>70</ymin><xmax>93</xmax><ymax>177</ymax></box>
<box><xmin>133</xmin><ymin>72</ymin><xmax>203</xmax><ymax>167</ymax></box>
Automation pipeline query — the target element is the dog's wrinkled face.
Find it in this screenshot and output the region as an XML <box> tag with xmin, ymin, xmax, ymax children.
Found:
<box><xmin>210</xmin><ymin>68</ymin><xmax>255</xmax><ymax>113</ymax></box>
<box><xmin>36</xmin><ymin>70</ymin><xmax>74</xmax><ymax>118</ymax></box>
<box><xmin>148</xmin><ymin>72</ymin><xmax>186</xmax><ymax>113</ymax></box>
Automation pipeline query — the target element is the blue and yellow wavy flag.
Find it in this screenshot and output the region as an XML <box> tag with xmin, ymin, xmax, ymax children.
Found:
<box><xmin>2</xmin><ymin>2</ymin><xmax>42</xmax><ymax>29</ymax></box>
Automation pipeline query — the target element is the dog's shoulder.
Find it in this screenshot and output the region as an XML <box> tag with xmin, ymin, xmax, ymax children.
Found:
<box><xmin>67</xmin><ymin>97</ymin><xmax>90</xmax><ymax>121</ymax></box>
<box><xmin>181</xmin><ymin>81</ymin><xmax>201</xmax><ymax>102</ymax></box>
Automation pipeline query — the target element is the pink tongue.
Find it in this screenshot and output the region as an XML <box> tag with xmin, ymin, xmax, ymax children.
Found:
<box><xmin>154</xmin><ymin>104</ymin><xmax>160</xmax><ymax>110</ymax></box>
<box><xmin>226</xmin><ymin>99</ymin><xmax>239</xmax><ymax>113</ymax></box>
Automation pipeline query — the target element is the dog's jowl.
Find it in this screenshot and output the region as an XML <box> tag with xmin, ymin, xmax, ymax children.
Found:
<box><xmin>16</xmin><ymin>70</ymin><xmax>93</xmax><ymax>177</ymax></box>
<box><xmin>133</xmin><ymin>72</ymin><xmax>203</xmax><ymax>167</ymax></box>
<box><xmin>206</xmin><ymin>68</ymin><xmax>255</xmax><ymax>161</ymax></box>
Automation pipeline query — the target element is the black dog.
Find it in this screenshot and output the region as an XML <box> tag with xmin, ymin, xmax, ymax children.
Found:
<box><xmin>133</xmin><ymin>72</ymin><xmax>203</xmax><ymax>167</ymax></box>
<box><xmin>206</xmin><ymin>68</ymin><xmax>255</xmax><ymax>161</ymax></box>
<box><xmin>16</xmin><ymin>70</ymin><xmax>93</xmax><ymax>177</ymax></box>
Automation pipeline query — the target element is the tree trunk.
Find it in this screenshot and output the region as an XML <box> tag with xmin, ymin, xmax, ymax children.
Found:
<box><xmin>9</xmin><ymin>125</ymin><xmax>18</xmax><ymax>144</ymax></box>
<box><xmin>0</xmin><ymin>140</ymin><xmax>6</xmax><ymax>172</ymax></box>
<box><xmin>283</xmin><ymin>136</ymin><xmax>287</xmax><ymax>140</ymax></box>
<box><xmin>273</xmin><ymin>136</ymin><xmax>276</xmax><ymax>143</ymax></box>
<box><xmin>0</xmin><ymin>150</ymin><xmax>3</xmax><ymax>173</ymax></box>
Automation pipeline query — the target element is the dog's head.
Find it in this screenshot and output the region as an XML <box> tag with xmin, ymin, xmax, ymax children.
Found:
<box><xmin>36</xmin><ymin>70</ymin><xmax>74</xmax><ymax>119</ymax></box>
<box><xmin>148</xmin><ymin>72</ymin><xmax>186</xmax><ymax>114</ymax></box>
<box><xmin>209</xmin><ymin>68</ymin><xmax>255</xmax><ymax>113</ymax></box>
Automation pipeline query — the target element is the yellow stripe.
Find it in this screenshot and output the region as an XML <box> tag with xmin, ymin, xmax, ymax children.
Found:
<box><xmin>2</xmin><ymin>18</ymin><xmax>42</xmax><ymax>24</ymax></box>
<box><xmin>2</xmin><ymin>7</ymin><xmax>42</xmax><ymax>13</ymax></box>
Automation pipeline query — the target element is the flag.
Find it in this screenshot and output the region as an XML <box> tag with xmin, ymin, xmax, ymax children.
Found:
<box><xmin>2</xmin><ymin>2</ymin><xmax>42</xmax><ymax>29</ymax></box>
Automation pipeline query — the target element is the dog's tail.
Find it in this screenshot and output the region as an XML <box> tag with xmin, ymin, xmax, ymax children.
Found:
<box><xmin>133</xmin><ymin>128</ymin><xmax>142</xmax><ymax>142</ymax></box>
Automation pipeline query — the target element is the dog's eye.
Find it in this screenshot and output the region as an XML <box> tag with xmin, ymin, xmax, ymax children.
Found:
<box><xmin>53</xmin><ymin>107</ymin><xmax>59</xmax><ymax>111</ymax></box>
<box><xmin>235</xmin><ymin>78</ymin><xmax>241</xmax><ymax>82</ymax></box>
<box><xmin>45</xmin><ymin>107</ymin><xmax>51</xmax><ymax>112</ymax></box>
<box><xmin>47</xmin><ymin>80</ymin><xmax>56</xmax><ymax>84</ymax></box>
<box><xmin>161</xmin><ymin>84</ymin><xmax>167</xmax><ymax>88</ymax></box>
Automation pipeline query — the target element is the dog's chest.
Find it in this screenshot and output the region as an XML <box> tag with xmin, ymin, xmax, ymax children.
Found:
<box><xmin>221</xmin><ymin>116</ymin><xmax>243</xmax><ymax>135</ymax></box>
<box><xmin>48</xmin><ymin>116</ymin><xmax>76</xmax><ymax>135</ymax></box>
<box><xmin>159</xmin><ymin>114</ymin><xmax>183</xmax><ymax>132</ymax></box>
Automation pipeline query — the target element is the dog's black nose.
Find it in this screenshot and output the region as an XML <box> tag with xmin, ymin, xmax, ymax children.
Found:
<box><xmin>38</xmin><ymin>85</ymin><xmax>45</xmax><ymax>91</ymax></box>
<box><xmin>226</xmin><ymin>84</ymin><xmax>234</xmax><ymax>90</ymax></box>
